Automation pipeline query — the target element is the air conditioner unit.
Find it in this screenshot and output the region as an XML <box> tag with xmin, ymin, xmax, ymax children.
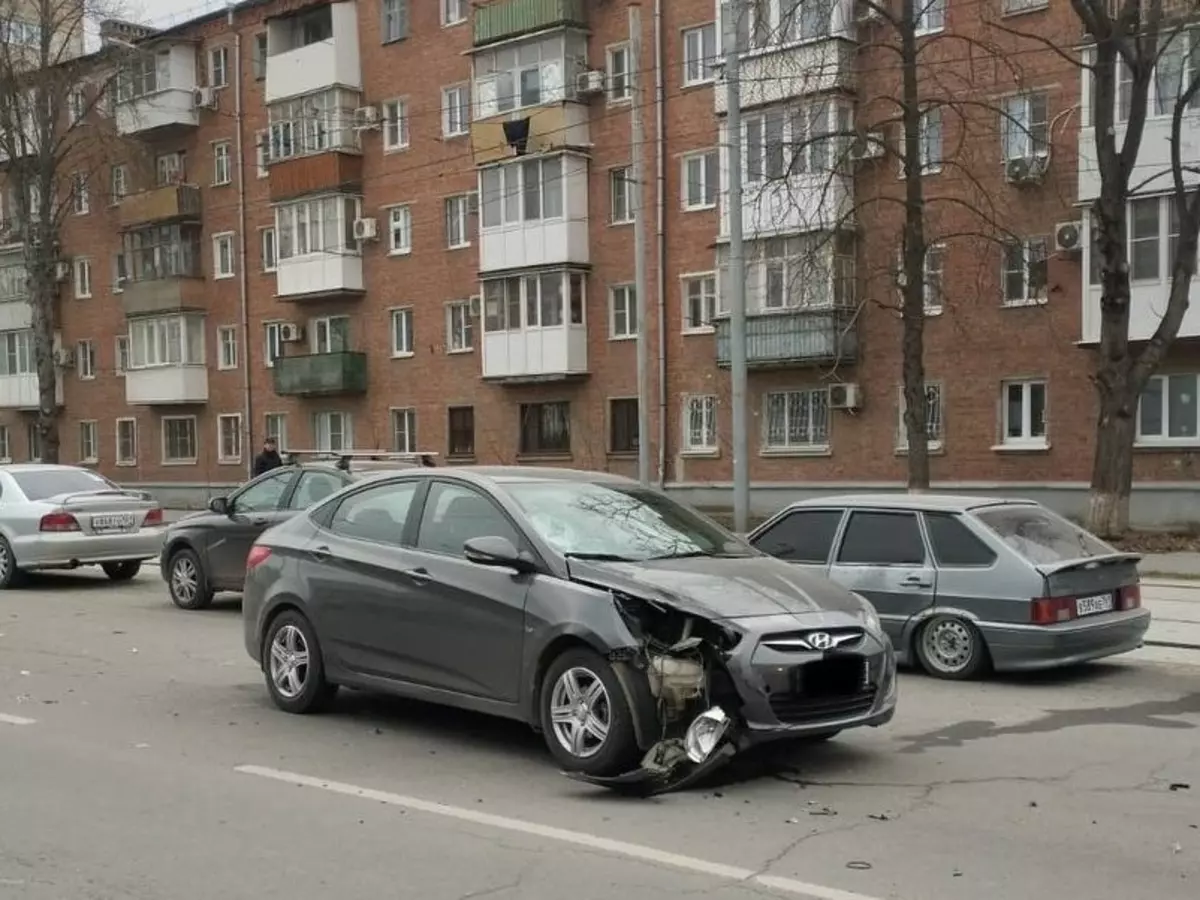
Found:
<box><xmin>1055</xmin><ymin>220</ymin><xmax>1083</xmax><ymax>253</ymax></box>
<box><xmin>278</xmin><ymin>323</ymin><xmax>304</xmax><ymax>343</ymax></box>
<box><xmin>829</xmin><ymin>383</ymin><xmax>862</xmax><ymax>411</ymax></box>
<box><xmin>1005</xmin><ymin>154</ymin><xmax>1048</xmax><ymax>186</ymax></box>
<box><xmin>575</xmin><ymin>69</ymin><xmax>606</xmax><ymax>96</ymax></box>
<box><xmin>468</xmin><ymin>294</ymin><xmax>481</xmax><ymax>317</ymax></box>
<box><xmin>54</xmin><ymin>260</ymin><xmax>71</xmax><ymax>282</ymax></box>
<box><xmin>353</xmin><ymin>105</ymin><xmax>380</xmax><ymax>129</ymax></box>
<box><xmin>53</xmin><ymin>348</ymin><xmax>75</xmax><ymax>367</ymax></box>
<box><xmin>353</xmin><ymin>217</ymin><xmax>378</xmax><ymax>241</ymax></box>
<box><xmin>193</xmin><ymin>86</ymin><xmax>217</xmax><ymax>110</ymax></box>
<box><xmin>850</xmin><ymin>131</ymin><xmax>886</xmax><ymax>161</ymax></box>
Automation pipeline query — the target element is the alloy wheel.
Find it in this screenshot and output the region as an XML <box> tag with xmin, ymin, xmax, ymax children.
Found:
<box><xmin>171</xmin><ymin>556</ymin><xmax>198</xmax><ymax>605</ymax></box>
<box><xmin>548</xmin><ymin>666</ymin><xmax>611</xmax><ymax>759</ymax></box>
<box><xmin>269</xmin><ymin>624</ymin><xmax>311</xmax><ymax>700</ymax></box>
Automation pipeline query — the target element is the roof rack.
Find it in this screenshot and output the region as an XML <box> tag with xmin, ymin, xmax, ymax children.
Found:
<box><xmin>283</xmin><ymin>450</ymin><xmax>439</xmax><ymax>471</ymax></box>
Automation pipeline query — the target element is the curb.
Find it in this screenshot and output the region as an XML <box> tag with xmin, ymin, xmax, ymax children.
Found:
<box><xmin>1142</xmin><ymin>579</ymin><xmax>1200</xmax><ymax>589</ymax></box>
<box><xmin>1145</xmin><ymin>640</ymin><xmax>1200</xmax><ymax>651</ymax></box>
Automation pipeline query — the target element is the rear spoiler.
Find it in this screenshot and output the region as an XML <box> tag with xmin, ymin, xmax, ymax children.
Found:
<box><xmin>1035</xmin><ymin>552</ymin><xmax>1143</xmax><ymax>577</ymax></box>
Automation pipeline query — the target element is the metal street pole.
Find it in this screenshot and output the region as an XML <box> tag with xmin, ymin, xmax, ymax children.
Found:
<box><xmin>722</xmin><ymin>0</ymin><xmax>749</xmax><ymax>532</ymax></box>
<box><xmin>630</xmin><ymin>3</ymin><xmax>652</xmax><ymax>485</ymax></box>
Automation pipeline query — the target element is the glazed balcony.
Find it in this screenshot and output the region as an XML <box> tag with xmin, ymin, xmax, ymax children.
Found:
<box><xmin>114</xmin><ymin>44</ymin><xmax>200</xmax><ymax>137</ymax></box>
<box><xmin>273</xmin><ymin>351</ymin><xmax>367</xmax><ymax>396</ymax></box>
<box><xmin>715</xmin><ymin>307</ymin><xmax>858</xmax><ymax>369</ymax></box>
<box><xmin>473</xmin><ymin>0</ymin><xmax>588</xmax><ymax>47</ymax></box>
<box><xmin>125</xmin><ymin>366</ymin><xmax>208</xmax><ymax>405</ymax></box>
<box><xmin>118</xmin><ymin>185</ymin><xmax>201</xmax><ymax>229</ymax></box>
<box><xmin>265</xmin><ymin>2</ymin><xmax>362</xmax><ymax>104</ymax></box>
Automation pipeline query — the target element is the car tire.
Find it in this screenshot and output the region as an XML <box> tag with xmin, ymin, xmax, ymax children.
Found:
<box><xmin>0</xmin><ymin>535</ymin><xmax>22</xmax><ymax>590</ymax></box>
<box><xmin>167</xmin><ymin>548</ymin><xmax>214</xmax><ymax>610</ymax></box>
<box><xmin>102</xmin><ymin>560</ymin><xmax>142</xmax><ymax>582</ymax></box>
<box><xmin>262</xmin><ymin>610</ymin><xmax>338</xmax><ymax>715</ymax></box>
<box><xmin>539</xmin><ymin>647</ymin><xmax>641</xmax><ymax>777</ymax></box>
<box><xmin>915</xmin><ymin>615</ymin><xmax>990</xmax><ymax>680</ymax></box>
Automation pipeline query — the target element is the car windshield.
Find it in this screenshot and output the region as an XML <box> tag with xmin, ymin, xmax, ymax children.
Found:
<box><xmin>13</xmin><ymin>468</ymin><xmax>121</xmax><ymax>502</ymax></box>
<box><xmin>974</xmin><ymin>504</ymin><xmax>1114</xmax><ymax>564</ymax></box>
<box><xmin>504</xmin><ymin>480</ymin><xmax>752</xmax><ymax>561</ymax></box>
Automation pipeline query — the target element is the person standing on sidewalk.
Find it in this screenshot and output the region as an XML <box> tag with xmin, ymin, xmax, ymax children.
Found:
<box><xmin>252</xmin><ymin>437</ymin><xmax>283</xmax><ymax>477</ymax></box>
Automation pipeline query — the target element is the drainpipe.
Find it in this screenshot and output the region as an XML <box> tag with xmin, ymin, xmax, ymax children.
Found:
<box><xmin>653</xmin><ymin>0</ymin><xmax>667</xmax><ymax>487</ymax></box>
<box><xmin>230</xmin><ymin>10</ymin><xmax>252</xmax><ymax>481</ymax></box>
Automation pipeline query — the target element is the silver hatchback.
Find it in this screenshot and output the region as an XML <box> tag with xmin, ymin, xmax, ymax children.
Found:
<box><xmin>748</xmin><ymin>494</ymin><xmax>1151</xmax><ymax>679</ymax></box>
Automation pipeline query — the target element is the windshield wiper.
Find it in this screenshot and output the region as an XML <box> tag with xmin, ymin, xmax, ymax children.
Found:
<box><xmin>646</xmin><ymin>549</ymin><xmax>749</xmax><ymax>561</ymax></box>
<box><xmin>563</xmin><ymin>552</ymin><xmax>640</xmax><ymax>562</ymax></box>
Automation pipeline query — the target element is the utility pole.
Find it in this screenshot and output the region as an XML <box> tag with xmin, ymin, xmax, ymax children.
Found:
<box><xmin>630</xmin><ymin>2</ymin><xmax>652</xmax><ymax>485</ymax></box>
<box><xmin>722</xmin><ymin>0</ymin><xmax>749</xmax><ymax>532</ymax></box>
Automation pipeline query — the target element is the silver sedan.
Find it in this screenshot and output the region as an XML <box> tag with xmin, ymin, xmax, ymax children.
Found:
<box><xmin>0</xmin><ymin>464</ymin><xmax>167</xmax><ymax>588</ymax></box>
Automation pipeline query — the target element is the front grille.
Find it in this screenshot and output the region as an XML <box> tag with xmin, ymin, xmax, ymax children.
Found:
<box><xmin>760</xmin><ymin>626</ymin><xmax>864</xmax><ymax>652</ymax></box>
<box><xmin>767</xmin><ymin>654</ymin><xmax>876</xmax><ymax>725</ymax></box>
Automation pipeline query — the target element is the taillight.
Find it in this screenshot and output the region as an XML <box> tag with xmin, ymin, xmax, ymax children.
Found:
<box><xmin>39</xmin><ymin>511</ymin><xmax>80</xmax><ymax>533</ymax></box>
<box><xmin>246</xmin><ymin>545</ymin><xmax>272</xmax><ymax>571</ymax></box>
<box><xmin>1031</xmin><ymin>596</ymin><xmax>1076</xmax><ymax>624</ymax></box>
<box><xmin>143</xmin><ymin>508</ymin><xmax>164</xmax><ymax>526</ymax></box>
<box><xmin>1119</xmin><ymin>583</ymin><xmax>1142</xmax><ymax>610</ymax></box>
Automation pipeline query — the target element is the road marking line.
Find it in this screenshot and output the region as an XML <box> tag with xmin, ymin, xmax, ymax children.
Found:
<box><xmin>0</xmin><ymin>713</ymin><xmax>36</xmax><ymax>726</ymax></box>
<box><xmin>235</xmin><ymin>764</ymin><xmax>883</xmax><ymax>900</ymax></box>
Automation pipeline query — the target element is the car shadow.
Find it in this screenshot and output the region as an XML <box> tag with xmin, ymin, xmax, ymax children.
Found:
<box><xmin>13</xmin><ymin>571</ymin><xmax>124</xmax><ymax>591</ymax></box>
<box><xmin>901</xmin><ymin>659</ymin><xmax>1131</xmax><ymax>689</ymax></box>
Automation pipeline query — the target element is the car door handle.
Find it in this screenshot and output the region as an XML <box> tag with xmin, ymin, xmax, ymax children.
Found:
<box><xmin>901</xmin><ymin>574</ymin><xmax>932</xmax><ymax>588</ymax></box>
<box><xmin>402</xmin><ymin>567</ymin><xmax>432</xmax><ymax>585</ymax></box>
<box><xmin>309</xmin><ymin>545</ymin><xmax>332</xmax><ymax>562</ymax></box>
<box><xmin>251</xmin><ymin>517</ymin><xmax>269</xmax><ymax>527</ymax></box>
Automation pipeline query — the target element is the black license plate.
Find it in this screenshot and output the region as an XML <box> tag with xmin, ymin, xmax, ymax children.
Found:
<box><xmin>790</xmin><ymin>656</ymin><xmax>868</xmax><ymax>698</ymax></box>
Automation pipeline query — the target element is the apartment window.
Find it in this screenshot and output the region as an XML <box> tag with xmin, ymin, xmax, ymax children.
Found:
<box><xmin>1138</xmin><ymin>373</ymin><xmax>1200</xmax><ymax>443</ymax></box>
<box><xmin>264</xmin><ymin>413</ymin><xmax>288</xmax><ymax>449</ymax></box>
<box><xmin>115</xmin><ymin>50</ymin><xmax>165</xmax><ymax>102</ymax></box>
<box><xmin>683</xmin><ymin>396</ymin><xmax>718</xmax><ymax>452</ymax></box>
<box><xmin>116</xmin><ymin>418</ymin><xmax>137</xmax><ymax>464</ymax></box>
<box><xmin>610</xmin><ymin>166</ymin><xmax>634</xmax><ymax>223</ymax></box>
<box><xmin>442</xmin><ymin>84</ymin><xmax>470</xmax><ymax>137</ymax></box>
<box><xmin>110</xmin><ymin>164</ymin><xmax>127</xmax><ymax>203</ymax></box>
<box><xmin>743</xmin><ymin>0</ymin><xmax>835</xmax><ymax>47</ymax></box>
<box><xmin>275</xmin><ymin>195</ymin><xmax>361</xmax><ymax>259</ymax></box>
<box><xmin>1001</xmin><ymin>92</ymin><xmax>1049</xmax><ymax>161</ymax></box>
<box><xmin>472</xmin><ymin>33</ymin><xmax>580</xmax><ymax>118</ymax></box>
<box><xmin>79</xmin><ymin>421</ymin><xmax>98</xmax><ymax>463</ymax></box>
<box><xmin>112</xmin><ymin>253</ymin><xmax>127</xmax><ymax>292</ymax></box>
<box><xmin>480</xmin><ymin>157</ymin><xmax>564</xmax><ymax>228</ymax></box>
<box><xmin>520</xmin><ymin>402</ymin><xmax>571</xmax><ymax>455</ymax></box>
<box><xmin>264</xmin><ymin>322</ymin><xmax>283</xmax><ymax>367</ymax></box>
<box><xmin>1119</xmin><ymin>29</ymin><xmax>1200</xmax><ymax>120</ymax></box>
<box><xmin>382</xmin><ymin>0</ymin><xmax>410</xmax><ymax>43</ymax></box>
<box><xmin>0</xmin><ymin>424</ymin><xmax>9</xmax><ymax>462</ymax></box>
<box><xmin>209</xmin><ymin>46</ymin><xmax>229</xmax><ymax>87</ymax></box>
<box><xmin>441</xmin><ymin>0</ymin><xmax>466</xmax><ymax>25</ymax></box>
<box><xmin>115</xmin><ymin>335</ymin><xmax>129</xmax><ymax>375</ymax></box>
<box><xmin>0</xmin><ymin>331</ymin><xmax>33</xmax><ymax>376</ymax></box>
<box><xmin>897</xmin><ymin>383</ymin><xmax>944</xmax><ymax>450</ymax></box>
<box><xmin>682</xmin><ymin>24</ymin><xmax>718</xmax><ymax>86</ymax></box>
<box><xmin>129</xmin><ymin>315</ymin><xmax>204</xmax><ymax>368</ymax></box>
<box><xmin>122</xmin><ymin>224</ymin><xmax>202</xmax><ymax>281</ymax></box>
<box><xmin>217</xmin><ymin>414</ymin><xmax>241</xmax><ymax>463</ymax></box>
<box><xmin>388</xmin><ymin>205</ymin><xmax>412</xmax><ymax>254</ymax></box>
<box><xmin>313</xmin><ymin>411</ymin><xmax>351</xmax><ymax>452</ymax></box>
<box><xmin>483</xmin><ymin>272</ymin><xmax>584</xmax><ymax>332</ymax></box>
<box><xmin>682</xmin><ymin>273</ymin><xmax>719</xmax><ymax>332</ymax></box>
<box><xmin>607</xmin><ymin>43</ymin><xmax>631</xmax><ymax>102</ymax></box>
<box><xmin>72</xmin><ymin>173</ymin><xmax>89</xmax><ymax>214</ymax></box>
<box><xmin>217</xmin><ymin>325</ymin><xmax>238</xmax><ymax>370</ymax></box>
<box><xmin>156</xmin><ymin>152</ymin><xmax>184</xmax><ymax>185</ymax></box>
<box><xmin>609</xmin><ymin>284</ymin><xmax>638</xmax><ymax>339</ymax></box>
<box><xmin>446</xmin><ymin>300</ymin><xmax>473</xmax><ymax>352</ymax></box>
<box><xmin>1002</xmin><ymin>238</ymin><xmax>1049</xmax><ymax>305</ymax></box>
<box><xmin>1002</xmin><ymin>380</ymin><xmax>1048</xmax><ymax>445</ymax></box>
<box><xmin>745</xmin><ymin>100</ymin><xmax>849</xmax><ymax>181</ymax></box>
<box><xmin>261</xmin><ymin>227</ymin><xmax>277</xmax><ymax>271</ymax></box>
<box><xmin>391</xmin><ymin>408</ymin><xmax>416</xmax><ymax>453</ymax></box>
<box><xmin>27</xmin><ymin>422</ymin><xmax>42</xmax><ymax>462</ymax></box>
<box><xmin>609</xmin><ymin>398</ymin><xmax>639</xmax><ymax>453</ymax></box>
<box><xmin>391</xmin><ymin>307</ymin><xmax>414</xmax><ymax>356</ymax></box>
<box><xmin>448</xmin><ymin>406</ymin><xmax>474</xmax><ymax>457</ymax></box>
<box><xmin>76</xmin><ymin>340</ymin><xmax>96</xmax><ymax>380</ymax></box>
<box><xmin>915</xmin><ymin>0</ymin><xmax>947</xmax><ymax>34</ymax></box>
<box><xmin>1129</xmin><ymin>197</ymin><xmax>1160</xmax><ymax>281</ymax></box>
<box><xmin>311</xmin><ymin>315</ymin><xmax>350</xmax><ymax>353</ymax></box>
<box><xmin>764</xmin><ymin>389</ymin><xmax>829</xmax><ymax>451</ymax></box>
<box><xmin>213</xmin><ymin>232</ymin><xmax>235</xmax><ymax>278</ymax></box>
<box><xmin>255</xmin><ymin>130</ymin><xmax>268</xmax><ymax>177</ymax></box>
<box><xmin>682</xmin><ymin>150</ymin><xmax>718</xmax><ymax>210</ymax></box>
<box><xmin>213</xmin><ymin>141</ymin><xmax>232</xmax><ymax>185</ymax></box>
<box><xmin>69</xmin><ymin>88</ymin><xmax>86</xmax><ymax>125</ymax></box>
<box><xmin>382</xmin><ymin>98</ymin><xmax>410</xmax><ymax>150</ymax></box>
<box><xmin>252</xmin><ymin>33</ymin><xmax>268</xmax><ymax>79</ymax></box>
<box><xmin>1003</xmin><ymin>0</ymin><xmax>1048</xmax><ymax>11</ymax></box>
<box><xmin>724</xmin><ymin>233</ymin><xmax>856</xmax><ymax>312</ymax></box>
<box><xmin>901</xmin><ymin>107</ymin><xmax>944</xmax><ymax>176</ymax></box>
<box><xmin>162</xmin><ymin>416</ymin><xmax>198</xmax><ymax>463</ymax></box>
<box><xmin>267</xmin><ymin>88</ymin><xmax>361</xmax><ymax>161</ymax></box>
<box><xmin>74</xmin><ymin>257</ymin><xmax>92</xmax><ymax>299</ymax></box>
<box><xmin>923</xmin><ymin>244</ymin><xmax>945</xmax><ymax>313</ymax></box>
<box><xmin>445</xmin><ymin>194</ymin><xmax>472</xmax><ymax>248</ymax></box>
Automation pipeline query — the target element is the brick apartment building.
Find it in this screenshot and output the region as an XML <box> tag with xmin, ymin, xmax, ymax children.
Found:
<box><xmin>1</xmin><ymin>0</ymin><xmax>1198</xmax><ymax>523</ymax></box>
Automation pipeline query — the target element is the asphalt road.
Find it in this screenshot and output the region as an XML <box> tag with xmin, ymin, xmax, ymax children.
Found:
<box><xmin>1</xmin><ymin>571</ymin><xmax>1198</xmax><ymax>900</ymax></box>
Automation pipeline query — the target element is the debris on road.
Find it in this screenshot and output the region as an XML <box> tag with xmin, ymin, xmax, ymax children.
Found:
<box><xmin>846</xmin><ymin>861</ymin><xmax>872</xmax><ymax>870</ymax></box>
<box><xmin>1169</xmin><ymin>783</ymin><xmax>1191</xmax><ymax>791</ymax></box>
<box><xmin>868</xmin><ymin>812</ymin><xmax>892</xmax><ymax>821</ymax></box>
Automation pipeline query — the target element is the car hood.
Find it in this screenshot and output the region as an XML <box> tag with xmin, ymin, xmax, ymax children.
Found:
<box><xmin>565</xmin><ymin>555</ymin><xmax>863</xmax><ymax>620</ymax></box>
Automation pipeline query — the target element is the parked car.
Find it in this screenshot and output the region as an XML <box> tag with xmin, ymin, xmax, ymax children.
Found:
<box><xmin>0</xmin><ymin>464</ymin><xmax>166</xmax><ymax>588</ymax></box>
<box><xmin>747</xmin><ymin>494</ymin><xmax>1150</xmax><ymax>679</ymax></box>
<box><xmin>160</xmin><ymin>451</ymin><xmax>434</xmax><ymax>610</ymax></box>
<box><xmin>241</xmin><ymin>467</ymin><xmax>897</xmax><ymax>790</ymax></box>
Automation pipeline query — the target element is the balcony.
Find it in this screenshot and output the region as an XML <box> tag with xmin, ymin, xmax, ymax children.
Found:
<box><xmin>265</xmin><ymin>2</ymin><xmax>362</xmax><ymax>104</ymax></box>
<box><xmin>273</xmin><ymin>351</ymin><xmax>367</xmax><ymax>397</ymax></box>
<box><xmin>125</xmin><ymin>366</ymin><xmax>208</xmax><ymax>405</ymax></box>
<box><xmin>719</xmin><ymin>171</ymin><xmax>853</xmax><ymax>238</ymax></box>
<box><xmin>714</xmin><ymin>39</ymin><xmax>855</xmax><ymax>115</ymax></box>
<box><xmin>276</xmin><ymin>254</ymin><xmax>364</xmax><ymax>300</ymax></box>
<box><xmin>0</xmin><ymin>300</ymin><xmax>30</xmax><ymax>331</ymax></box>
<box><xmin>471</xmin><ymin>103</ymin><xmax>590</xmax><ymax>168</ymax></box>
<box><xmin>479</xmin><ymin>154</ymin><xmax>589</xmax><ymax>273</ymax></box>
<box><xmin>715</xmin><ymin>308</ymin><xmax>859</xmax><ymax>369</ymax></box>
<box><xmin>118</xmin><ymin>185</ymin><xmax>201</xmax><ymax>229</ymax></box>
<box><xmin>473</xmin><ymin>0</ymin><xmax>588</xmax><ymax>47</ymax></box>
<box><xmin>120</xmin><ymin>276</ymin><xmax>206</xmax><ymax>318</ymax></box>
<box><xmin>269</xmin><ymin>151</ymin><xmax>362</xmax><ymax>203</ymax></box>
<box><xmin>114</xmin><ymin>44</ymin><xmax>200</xmax><ymax>137</ymax></box>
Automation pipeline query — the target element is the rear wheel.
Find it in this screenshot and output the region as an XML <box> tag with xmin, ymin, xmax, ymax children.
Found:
<box><xmin>102</xmin><ymin>560</ymin><xmax>142</xmax><ymax>582</ymax></box>
<box><xmin>167</xmin><ymin>548</ymin><xmax>213</xmax><ymax>610</ymax></box>
<box><xmin>916</xmin><ymin>615</ymin><xmax>990</xmax><ymax>680</ymax></box>
<box><xmin>539</xmin><ymin>648</ymin><xmax>640</xmax><ymax>777</ymax></box>
<box><xmin>262</xmin><ymin>610</ymin><xmax>337</xmax><ymax>714</ymax></box>
<box><xmin>0</xmin><ymin>536</ymin><xmax>22</xmax><ymax>589</ymax></box>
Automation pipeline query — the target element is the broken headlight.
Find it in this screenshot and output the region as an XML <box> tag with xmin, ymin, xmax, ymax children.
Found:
<box><xmin>684</xmin><ymin>707</ymin><xmax>731</xmax><ymax>764</ymax></box>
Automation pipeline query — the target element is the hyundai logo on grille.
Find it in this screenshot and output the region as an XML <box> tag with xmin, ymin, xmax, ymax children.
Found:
<box><xmin>760</xmin><ymin>628</ymin><xmax>865</xmax><ymax>652</ymax></box>
<box><xmin>808</xmin><ymin>631</ymin><xmax>835</xmax><ymax>650</ymax></box>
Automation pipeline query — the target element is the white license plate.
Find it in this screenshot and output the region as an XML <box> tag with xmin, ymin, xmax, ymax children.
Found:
<box><xmin>92</xmin><ymin>513</ymin><xmax>136</xmax><ymax>533</ymax></box>
<box><xmin>1076</xmin><ymin>593</ymin><xmax>1115</xmax><ymax>616</ymax></box>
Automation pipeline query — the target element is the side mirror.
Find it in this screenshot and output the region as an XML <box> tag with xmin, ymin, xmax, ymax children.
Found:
<box><xmin>464</xmin><ymin>536</ymin><xmax>533</xmax><ymax>573</ymax></box>
<box><xmin>209</xmin><ymin>496</ymin><xmax>231</xmax><ymax>515</ymax></box>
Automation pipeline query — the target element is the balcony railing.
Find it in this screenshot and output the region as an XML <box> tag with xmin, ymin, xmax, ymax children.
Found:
<box><xmin>715</xmin><ymin>307</ymin><xmax>858</xmax><ymax>369</ymax></box>
<box><xmin>473</xmin><ymin>0</ymin><xmax>588</xmax><ymax>46</ymax></box>
<box><xmin>119</xmin><ymin>185</ymin><xmax>202</xmax><ymax>229</ymax></box>
<box><xmin>273</xmin><ymin>351</ymin><xmax>368</xmax><ymax>396</ymax></box>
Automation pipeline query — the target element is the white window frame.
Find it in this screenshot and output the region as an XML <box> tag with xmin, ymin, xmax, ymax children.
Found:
<box><xmin>110</xmin><ymin>164</ymin><xmax>127</xmax><ymax>204</ymax></box>
<box><xmin>310</xmin><ymin>315</ymin><xmax>350</xmax><ymax>354</ymax></box>
<box><xmin>128</xmin><ymin>315</ymin><xmax>205</xmax><ymax>369</ymax></box>
<box><xmin>76</xmin><ymin>339</ymin><xmax>95</xmax><ymax>380</ymax></box>
<box><xmin>72</xmin><ymin>172</ymin><xmax>89</xmax><ymax>215</ymax></box>
<box><xmin>213</xmin><ymin>232</ymin><xmax>236</xmax><ymax>279</ymax></box>
<box><xmin>313</xmin><ymin>411</ymin><xmax>352</xmax><ymax>452</ymax></box>
<box><xmin>74</xmin><ymin>257</ymin><xmax>92</xmax><ymax>299</ymax></box>
<box><xmin>78</xmin><ymin>420</ymin><xmax>98</xmax><ymax>464</ymax></box>
<box><xmin>1001</xmin><ymin>91</ymin><xmax>1049</xmax><ymax>162</ymax></box>
<box><xmin>921</xmin><ymin>244</ymin><xmax>945</xmax><ymax>314</ymax></box>
<box><xmin>217</xmin><ymin>325</ymin><xmax>238</xmax><ymax>370</ymax></box>
<box><xmin>390</xmin><ymin>407</ymin><xmax>417</xmax><ymax>453</ymax></box>
<box><xmin>217</xmin><ymin>413</ymin><xmax>242</xmax><ymax>464</ymax></box>
<box><xmin>209</xmin><ymin>46</ymin><xmax>229</xmax><ymax>88</ymax></box>
<box><xmin>266</xmin><ymin>88</ymin><xmax>361</xmax><ymax>162</ymax></box>
<box><xmin>446</xmin><ymin>300</ymin><xmax>473</xmax><ymax>353</ymax></box>
<box><xmin>607</xmin><ymin>43</ymin><xmax>632</xmax><ymax>103</ymax></box>
<box><xmin>441</xmin><ymin>0</ymin><xmax>466</xmax><ymax>26</ymax></box>
<box><xmin>441</xmin><ymin>84</ymin><xmax>470</xmax><ymax>137</ymax></box>
<box><xmin>264</xmin><ymin>321</ymin><xmax>283</xmax><ymax>368</ymax></box>
<box><xmin>896</xmin><ymin>382</ymin><xmax>945</xmax><ymax>452</ymax></box>
<box><xmin>388</xmin><ymin>204</ymin><xmax>412</xmax><ymax>255</ymax></box>
<box><xmin>261</xmin><ymin>226</ymin><xmax>277</xmax><ymax>272</ymax></box>
<box><xmin>382</xmin><ymin>0</ymin><xmax>410</xmax><ymax>43</ymax></box>
<box><xmin>0</xmin><ymin>423</ymin><xmax>9</xmax><ymax>463</ymax></box>
<box><xmin>255</xmin><ymin>130</ymin><xmax>269</xmax><ymax>178</ymax></box>
<box><xmin>115</xmin><ymin>417</ymin><xmax>137</xmax><ymax>465</ymax></box>
<box><xmin>681</xmin><ymin>149</ymin><xmax>718</xmax><ymax>211</ymax></box>
<box><xmin>1001</xmin><ymin>237</ymin><xmax>1049</xmax><ymax>306</ymax></box>
<box><xmin>681</xmin><ymin>272</ymin><xmax>719</xmax><ymax>333</ymax></box>
<box><xmin>115</xmin><ymin>334</ymin><xmax>129</xmax><ymax>375</ymax></box>
<box><xmin>1000</xmin><ymin>379</ymin><xmax>1048</xmax><ymax>447</ymax></box>
<box><xmin>900</xmin><ymin>106</ymin><xmax>944</xmax><ymax>176</ymax></box>
<box><xmin>762</xmin><ymin>388</ymin><xmax>831</xmax><ymax>452</ymax></box>
<box><xmin>682</xmin><ymin>395</ymin><xmax>718</xmax><ymax>454</ymax></box>
<box><xmin>444</xmin><ymin>193</ymin><xmax>472</xmax><ymax>249</ymax></box>
<box><xmin>274</xmin><ymin>194</ymin><xmax>362</xmax><ymax>260</ymax></box>
<box><xmin>264</xmin><ymin>412</ymin><xmax>288</xmax><ymax>449</ymax></box>
<box><xmin>212</xmin><ymin>140</ymin><xmax>232</xmax><ymax>185</ymax></box>
<box><xmin>610</xmin><ymin>166</ymin><xmax>634</xmax><ymax>224</ymax></box>
<box><xmin>382</xmin><ymin>98</ymin><xmax>410</xmax><ymax>151</ymax></box>
<box><xmin>1003</xmin><ymin>0</ymin><xmax>1049</xmax><ymax>12</ymax></box>
<box><xmin>390</xmin><ymin>307</ymin><xmax>414</xmax><ymax>357</ymax></box>
<box><xmin>1136</xmin><ymin>372</ymin><xmax>1200</xmax><ymax>445</ymax></box>
<box><xmin>609</xmin><ymin>284</ymin><xmax>638</xmax><ymax>340</ymax></box>
<box><xmin>162</xmin><ymin>415</ymin><xmax>199</xmax><ymax>464</ymax></box>
<box><xmin>69</xmin><ymin>87</ymin><xmax>87</xmax><ymax>125</ymax></box>
<box><xmin>915</xmin><ymin>0</ymin><xmax>947</xmax><ymax>35</ymax></box>
<box><xmin>682</xmin><ymin>23</ymin><xmax>717</xmax><ymax>86</ymax></box>
<box><xmin>479</xmin><ymin>157</ymin><xmax>565</xmax><ymax>229</ymax></box>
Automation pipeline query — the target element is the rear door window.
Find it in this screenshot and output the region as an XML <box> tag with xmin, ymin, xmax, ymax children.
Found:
<box><xmin>288</xmin><ymin>471</ymin><xmax>346</xmax><ymax>509</ymax></box>
<box><xmin>924</xmin><ymin>512</ymin><xmax>998</xmax><ymax>567</ymax></box>
<box><xmin>328</xmin><ymin>480</ymin><xmax>421</xmax><ymax>545</ymax></box>
<box><xmin>974</xmin><ymin>505</ymin><xmax>1112</xmax><ymax>564</ymax></box>
<box><xmin>233</xmin><ymin>470</ymin><xmax>295</xmax><ymax>512</ymax></box>
<box><xmin>752</xmin><ymin>509</ymin><xmax>844</xmax><ymax>563</ymax></box>
<box><xmin>837</xmin><ymin>511</ymin><xmax>926</xmax><ymax>565</ymax></box>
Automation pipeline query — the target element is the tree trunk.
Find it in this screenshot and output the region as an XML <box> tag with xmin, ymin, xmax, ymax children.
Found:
<box><xmin>28</xmin><ymin>265</ymin><xmax>60</xmax><ymax>464</ymax></box>
<box><xmin>1087</xmin><ymin>372</ymin><xmax>1136</xmax><ymax>538</ymax></box>
<box><xmin>901</xmin><ymin>291</ymin><xmax>930</xmax><ymax>491</ymax></box>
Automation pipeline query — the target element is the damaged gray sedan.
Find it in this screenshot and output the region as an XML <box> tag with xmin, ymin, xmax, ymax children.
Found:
<box><xmin>242</xmin><ymin>468</ymin><xmax>897</xmax><ymax>792</ymax></box>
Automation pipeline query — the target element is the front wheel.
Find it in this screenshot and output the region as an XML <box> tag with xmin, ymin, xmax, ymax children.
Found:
<box><xmin>262</xmin><ymin>610</ymin><xmax>338</xmax><ymax>714</ymax></box>
<box><xmin>102</xmin><ymin>560</ymin><xmax>142</xmax><ymax>582</ymax></box>
<box><xmin>916</xmin><ymin>615</ymin><xmax>990</xmax><ymax>680</ymax></box>
<box><xmin>167</xmin><ymin>548</ymin><xmax>213</xmax><ymax>610</ymax></box>
<box><xmin>538</xmin><ymin>648</ymin><xmax>640</xmax><ymax>777</ymax></box>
